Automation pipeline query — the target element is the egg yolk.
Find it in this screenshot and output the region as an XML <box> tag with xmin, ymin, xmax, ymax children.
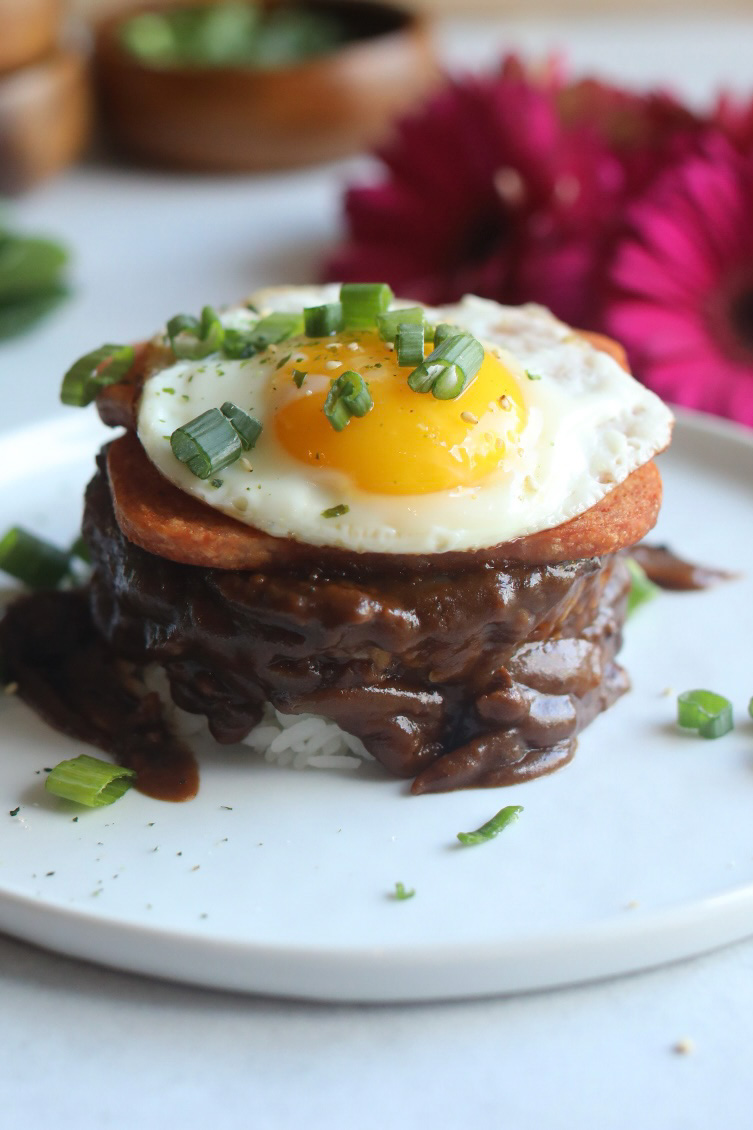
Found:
<box><xmin>273</xmin><ymin>331</ymin><xmax>527</xmax><ymax>495</ymax></box>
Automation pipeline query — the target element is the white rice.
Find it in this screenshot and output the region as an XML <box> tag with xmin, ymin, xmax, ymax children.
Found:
<box><xmin>141</xmin><ymin>666</ymin><xmax>373</xmax><ymax>772</ymax></box>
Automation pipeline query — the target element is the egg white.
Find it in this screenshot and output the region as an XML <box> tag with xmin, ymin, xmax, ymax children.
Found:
<box><xmin>137</xmin><ymin>285</ymin><xmax>673</xmax><ymax>554</ymax></box>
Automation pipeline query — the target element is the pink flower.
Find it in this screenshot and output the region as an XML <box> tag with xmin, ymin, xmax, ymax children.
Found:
<box><xmin>557</xmin><ymin>78</ymin><xmax>701</xmax><ymax>195</ymax></box>
<box><xmin>710</xmin><ymin>90</ymin><xmax>753</xmax><ymax>154</ymax></box>
<box><xmin>326</xmin><ymin>65</ymin><xmax>624</xmax><ymax>327</ymax></box>
<box><xmin>602</xmin><ymin>136</ymin><xmax>753</xmax><ymax>425</ymax></box>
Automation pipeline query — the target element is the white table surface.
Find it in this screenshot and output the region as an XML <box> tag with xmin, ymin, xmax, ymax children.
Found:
<box><xmin>3</xmin><ymin>14</ymin><xmax>753</xmax><ymax>1128</ymax></box>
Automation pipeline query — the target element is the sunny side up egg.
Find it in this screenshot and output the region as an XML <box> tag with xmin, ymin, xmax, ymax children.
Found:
<box><xmin>137</xmin><ymin>285</ymin><xmax>674</xmax><ymax>555</ymax></box>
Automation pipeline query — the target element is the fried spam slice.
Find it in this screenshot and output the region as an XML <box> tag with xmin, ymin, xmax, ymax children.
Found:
<box><xmin>107</xmin><ymin>432</ymin><xmax>285</xmax><ymax>571</ymax></box>
<box><xmin>106</xmin><ymin>431</ymin><xmax>662</xmax><ymax>572</ymax></box>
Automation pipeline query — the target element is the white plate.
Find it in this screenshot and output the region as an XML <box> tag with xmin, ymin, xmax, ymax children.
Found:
<box><xmin>0</xmin><ymin>410</ymin><xmax>752</xmax><ymax>1002</ymax></box>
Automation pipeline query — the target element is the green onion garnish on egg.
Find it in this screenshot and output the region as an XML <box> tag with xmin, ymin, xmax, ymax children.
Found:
<box><xmin>677</xmin><ymin>690</ymin><xmax>734</xmax><ymax>739</ymax></box>
<box><xmin>395</xmin><ymin>321</ymin><xmax>425</xmax><ymax>367</ymax></box>
<box><xmin>222</xmin><ymin>311</ymin><xmax>304</xmax><ymax>359</ymax></box>
<box><xmin>457</xmin><ymin>805</ymin><xmax>524</xmax><ymax>846</ymax></box>
<box><xmin>45</xmin><ymin>754</ymin><xmax>137</xmax><ymax>807</ymax></box>
<box><xmin>220</xmin><ymin>401</ymin><xmax>262</xmax><ymax>450</ymax></box>
<box><xmin>170</xmin><ymin>408</ymin><xmax>242</xmax><ymax>479</ymax></box>
<box><xmin>321</xmin><ymin>504</ymin><xmax>349</xmax><ymax>518</ymax></box>
<box><xmin>304</xmin><ymin>302</ymin><xmax>343</xmax><ymax>337</ymax></box>
<box><xmin>408</xmin><ymin>333</ymin><xmax>484</xmax><ymax>400</ymax></box>
<box><xmin>292</xmin><ymin>368</ymin><xmax>307</xmax><ymax>388</ymax></box>
<box><xmin>323</xmin><ymin>370</ymin><xmax>373</xmax><ymax>431</ymax></box>
<box><xmin>376</xmin><ymin>306</ymin><xmax>425</xmax><ymax>342</ymax></box>
<box><xmin>167</xmin><ymin>306</ymin><xmax>224</xmax><ymax>360</ymax></box>
<box><xmin>60</xmin><ymin>343</ymin><xmax>136</xmax><ymax>407</ymax></box>
<box><xmin>625</xmin><ymin>556</ymin><xmax>660</xmax><ymax>617</ymax></box>
<box><xmin>340</xmin><ymin>282</ymin><xmax>393</xmax><ymax>329</ymax></box>
<box><xmin>432</xmin><ymin>323</ymin><xmax>460</xmax><ymax>347</ymax></box>
<box><xmin>0</xmin><ymin>527</ymin><xmax>72</xmax><ymax>589</ymax></box>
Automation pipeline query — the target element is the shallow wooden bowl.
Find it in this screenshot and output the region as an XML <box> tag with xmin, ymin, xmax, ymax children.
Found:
<box><xmin>93</xmin><ymin>0</ymin><xmax>441</xmax><ymax>171</ymax></box>
<box><xmin>0</xmin><ymin>48</ymin><xmax>92</xmax><ymax>194</ymax></box>
<box><xmin>0</xmin><ymin>0</ymin><xmax>62</xmax><ymax>76</ymax></box>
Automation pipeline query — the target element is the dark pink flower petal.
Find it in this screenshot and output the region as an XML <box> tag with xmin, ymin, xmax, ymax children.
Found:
<box><xmin>603</xmin><ymin>136</ymin><xmax>753</xmax><ymax>426</ymax></box>
<box><xmin>325</xmin><ymin>62</ymin><xmax>624</xmax><ymax>326</ymax></box>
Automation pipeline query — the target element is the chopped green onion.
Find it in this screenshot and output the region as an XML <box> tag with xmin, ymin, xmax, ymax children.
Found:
<box><xmin>526</xmin><ymin>370</ymin><xmax>542</xmax><ymax>381</ymax></box>
<box><xmin>392</xmin><ymin>882</ymin><xmax>415</xmax><ymax>900</ymax></box>
<box><xmin>292</xmin><ymin>368</ymin><xmax>307</xmax><ymax>388</ymax></box>
<box><xmin>167</xmin><ymin>306</ymin><xmax>224</xmax><ymax>360</ymax></box>
<box><xmin>408</xmin><ymin>333</ymin><xmax>484</xmax><ymax>400</ymax></box>
<box><xmin>220</xmin><ymin>401</ymin><xmax>262</xmax><ymax>450</ymax></box>
<box><xmin>396</xmin><ymin>322</ymin><xmax>425</xmax><ymax>367</ymax></box>
<box><xmin>321</xmin><ymin>504</ymin><xmax>349</xmax><ymax>518</ymax></box>
<box><xmin>0</xmin><ymin>285</ymin><xmax>69</xmax><ymax>343</ymax></box>
<box><xmin>457</xmin><ymin>805</ymin><xmax>523</xmax><ymax>846</ymax></box>
<box><xmin>45</xmin><ymin>754</ymin><xmax>136</xmax><ymax>807</ymax></box>
<box><xmin>0</xmin><ymin>527</ymin><xmax>72</xmax><ymax>589</ymax></box>
<box><xmin>323</xmin><ymin>370</ymin><xmax>373</xmax><ymax>431</ymax></box>
<box><xmin>0</xmin><ymin>235</ymin><xmax>67</xmax><ymax>302</ymax></box>
<box><xmin>340</xmin><ymin>282</ymin><xmax>393</xmax><ymax>329</ymax></box>
<box><xmin>625</xmin><ymin>556</ymin><xmax>660</xmax><ymax>617</ymax></box>
<box><xmin>222</xmin><ymin>311</ymin><xmax>303</xmax><ymax>359</ymax></box>
<box><xmin>60</xmin><ymin>343</ymin><xmax>135</xmax><ymax>407</ymax></box>
<box><xmin>677</xmin><ymin>690</ymin><xmax>734</xmax><ymax>739</ymax></box>
<box><xmin>304</xmin><ymin>302</ymin><xmax>343</xmax><ymax>336</ymax></box>
<box><xmin>376</xmin><ymin>306</ymin><xmax>425</xmax><ymax>342</ymax></box>
<box><xmin>170</xmin><ymin>408</ymin><xmax>242</xmax><ymax>479</ymax></box>
<box><xmin>432</xmin><ymin>322</ymin><xmax>460</xmax><ymax>347</ymax></box>
<box><xmin>222</xmin><ymin>328</ymin><xmax>257</xmax><ymax>360</ymax></box>
<box><xmin>749</xmin><ymin>696</ymin><xmax>753</xmax><ymax>720</ymax></box>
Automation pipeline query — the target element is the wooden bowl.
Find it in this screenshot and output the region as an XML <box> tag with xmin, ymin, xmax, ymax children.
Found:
<box><xmin>0</xmin><ymin>0</ymin><xmax>63</xmax><ymax>76</ymax></box>
<box><xmin>93</xmin><ymin>0</ymin><xmax>441</xmax><ymax>171</ymax></box>
<box><xmin>0</xmin><ymin>48</ymin><xmax>92</xmax><ymax>194</ymax></box>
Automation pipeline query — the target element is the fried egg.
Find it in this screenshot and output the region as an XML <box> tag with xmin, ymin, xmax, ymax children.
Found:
<box><xmin>137</xmin><ymin>285</ymin><xmax>673</xmax><ymax>554</ymax></box>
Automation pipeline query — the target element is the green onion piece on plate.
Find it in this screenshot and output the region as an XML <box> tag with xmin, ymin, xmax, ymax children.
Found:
<box><xmin>677</xmin><ymin>690</ymin><xmax>734</xmax><ymax>739</ymax></box>
<box><xmin>749</xmin><ymin>696</ymin><xmax>753</xmax><ymax>720</ymax></box>
<box><xmin>170</xmin><ymin>408</ymin><xmax>242</xmax><ymax>479</ymax></box>
<box><xmin>395</xmin><ymin>321</ymin><xmax>425</xmax><ymax>367</ymax></box>
<box><xmin>220</xmin><ymin>401</ymin><xmax>262</xmax><ymax>450</ymax></box>
<box><xmin>393</xmin><ymin>882</ymin><xmax>415</xmax><ymax>900</ymax></box>
<box><xmin>304</xmin><ymin>302</ymin><xmax>343</xmax><ymax>336</ymax></box>
<box><xmin>340</xmin><ymin>282</ymin><xmax>393</xmax><ymax>329</ymax></box>
<box><xmin>45</xmin><ymin>754</ymin><xmax>137</xmax><ymax>808</ymax></box>
<box><xmin>167</xmin><ymin>305</ymin><xmax>224</xmax><ymax>360</ymax></box>
<box><xmin>60</xmin><ymin>343</ymin><xmax>135</xmax><ymax>407</ymax></box>
<box><xmin>625</xmin><ymin>556</ymin><xmax>660</xmax><ymax>617</ymax></box>
<box><xmin>376</xmin><ymin>306</ymin><xmax>425</xmax><ymax>342</ymax></box>
<box><xmin>0</xmin><ymin>527</ymin><xmax>71</xmax><ymax>589</ymax></box>
<box><xmin>457</xmin><ymin>804</ymin><xmax>524</xmax><ymax>846</ymax></box>
<box><xmin>408</xmin><ymin>333</ymin><xmax>484</xmax><ymax>399</ymax></box>
<box><xmin>323</xmin><ymin>370</ymin><xmax>373</xmax><ymax>431</ymax></box>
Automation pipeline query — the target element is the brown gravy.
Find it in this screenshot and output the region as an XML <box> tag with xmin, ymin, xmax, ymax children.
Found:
<box><xmin>0</xmin><ymin>590</ymin><xmax>198</xmax><ymax>802</ymax></box>
<box><xmin>631</xmin><ymin>543</ymin><xmax>737</xmax><ymax>591</ymax></box>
